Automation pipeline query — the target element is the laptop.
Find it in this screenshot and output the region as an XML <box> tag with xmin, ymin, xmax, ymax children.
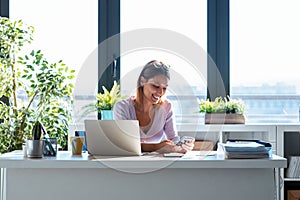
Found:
<box><xmin>84</xmin><ymin>120</ymin><xmax>142</xmax><ymax>156</ymax></box>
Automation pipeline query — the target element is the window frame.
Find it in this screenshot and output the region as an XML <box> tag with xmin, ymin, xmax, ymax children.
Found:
<box><xmin>0</xmin><ymin>0</ymin><xmax>9</xmax><ymax>17</ymax></box>
<box><xmin>98</xmin><ymin>0</ymin><xmax>120</xmax><ymax>119</ymax></box>
<box><xmin>98</xmin><ymin>0</ymin><xmax>120</xmax><ymax>91</ymax></box>
<box><xmin>207</xmin><ymin>0</ymin><xmax>229</xmax><ymax>100</ymax></box>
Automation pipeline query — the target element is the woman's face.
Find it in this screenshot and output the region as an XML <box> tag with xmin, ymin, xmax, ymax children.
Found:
<box><xmin>142</xmin><ymin>74</ymin><xmax>169</xmax><ymax>104</ymax></box>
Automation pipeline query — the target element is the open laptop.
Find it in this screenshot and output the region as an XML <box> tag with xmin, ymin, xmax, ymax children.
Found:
<box><xmin>84</xmin><ymin>120</ymin><xmax>142</xmax><ymax>156</ymax></box>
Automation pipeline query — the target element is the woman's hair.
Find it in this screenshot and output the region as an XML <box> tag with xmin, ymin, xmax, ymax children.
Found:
<box><xmin>135</xmin><ymin>60</ymin><xmax>170</xmax><ymax>105</ymax></box>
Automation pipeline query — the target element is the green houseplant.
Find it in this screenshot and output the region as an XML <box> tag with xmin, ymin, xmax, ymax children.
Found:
<box><xmin>0</xmin><ymin>17</ymin><xmax>75</xmax><ymax>153</ymax></box>
<box><xmin>83</xmin><ymin>80</ymin><xmax>125</xmax><ymax>120</ymax></box>
<box><xmin>199</xmin><ymin>96</ymin><xmax>246</xmax><ymax>124</ymax></box>
<box><xmin>26</xmin><ymin>121</ymin><xmax>44</xmax><ymax>157</ymax></box>
<box><xmin>96</xmin><ymin>80</ymin><xmax>122</xmax><ymax>111</ymax></box>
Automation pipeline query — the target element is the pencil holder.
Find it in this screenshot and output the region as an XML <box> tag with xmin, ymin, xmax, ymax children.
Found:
<box><xmin>43</xmin><ymin>137</ymin><xmax>58</xmax><ymax>157</ymax></box>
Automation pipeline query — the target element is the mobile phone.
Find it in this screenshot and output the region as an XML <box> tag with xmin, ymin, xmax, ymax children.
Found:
<box><xmin>176</xmin><ymin>136</ymin><xmax>194</xmax><ymax>146</ymax></box>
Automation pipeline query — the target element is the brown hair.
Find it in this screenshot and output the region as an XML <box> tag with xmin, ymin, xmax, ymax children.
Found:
<box><xmin>135</xmin><ymin>60</ymin><xmax>170</xmax><ymax>105</ymax></box>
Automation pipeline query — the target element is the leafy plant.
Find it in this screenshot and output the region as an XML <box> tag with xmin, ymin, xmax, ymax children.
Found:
<box><xmin>0</xmin><ymin>17</ymin><xmax>75</xmax><ymax>153</ymax></box>
<box><xmin>18</xmin><ymin>50</ymin><xmax>75</xmax><ymax>149</ymax></box>
<box><xmin>95</xmin><ymin>80</ymin><xmax>123</xmax><ymax>111</ymax></box>
<box><xmin>199</xmin><ymin>96</ymin><xmax>246</xmax><ymax>114</ymax></box>
<box><xmin>80</xmin><ymin>80</ymin><xmax>126</xmax><ymax>120</ymax></box>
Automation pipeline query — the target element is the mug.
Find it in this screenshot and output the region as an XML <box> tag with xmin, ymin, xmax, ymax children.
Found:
<box><xmin>70</xmin><ymin>136</ymin><xmax>84</xmax><ymax>155</ymax></box>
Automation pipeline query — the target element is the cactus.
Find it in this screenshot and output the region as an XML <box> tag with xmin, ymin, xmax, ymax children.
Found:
<box><xmin>32</xmin><ymin>121</ymin><xmax>43</xmax><ymax>140</ymax></box>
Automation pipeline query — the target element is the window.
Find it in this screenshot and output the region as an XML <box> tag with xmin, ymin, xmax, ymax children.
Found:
<box><xmin>10</xmin><ymin>0</ymin><xmax>98</xmax><ymax>123</ymax></box>
<box><xmin>9</xmin><ymin>0</ymin><xmax>298</xmax><ymax>125</ymax></box>
<box><xmin>120</xmin><ymin>0</ymin><xmax>207</xmax><ymax>124</ymax></box>
<box><xmin>230</xmin><ymin>0</ymin><xmax>300</xmax><ymax>123</ymax></box>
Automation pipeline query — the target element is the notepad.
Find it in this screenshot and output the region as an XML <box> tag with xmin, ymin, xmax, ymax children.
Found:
<box><xmin>163</xmin><ymin>153</ymin><xmax>184</xmax><ymax>157</ymax></box>
<box><xmin>224</xmin><ymin>141</ymin><xmax>266</xmax><ymax>152</ymax></box>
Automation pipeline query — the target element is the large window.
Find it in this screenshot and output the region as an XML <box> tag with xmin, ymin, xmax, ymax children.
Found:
<box><xmin>230</xmin><ymin>0</ymin><xmax>300</xmax><ymax>123</ymax></box>
<box><xmin>120</xmin><ymin>0</ymin><xmax>207</xmax><ymax>124</ymax></box>
<box><xmin>10</xmin><ymin>0</ymin><xmax>98</xmax><ymax>123</ymax></box>
<box><xmin>8</xmin><ymin>0</ymin><xmax>299</xmax><ymax>125</ymax></box>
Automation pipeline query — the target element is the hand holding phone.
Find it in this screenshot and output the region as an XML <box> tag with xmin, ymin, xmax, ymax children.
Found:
<box><xmin>176</xmin><ymin>136</ymin><xmax>194</xmax><ymax>146</ymax></box>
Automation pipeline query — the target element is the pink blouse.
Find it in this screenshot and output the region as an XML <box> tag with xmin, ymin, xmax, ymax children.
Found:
<box><xmin>113</xmin><ymin>97</ymin><xmax>180</xmax><ymax>143</ymax></box>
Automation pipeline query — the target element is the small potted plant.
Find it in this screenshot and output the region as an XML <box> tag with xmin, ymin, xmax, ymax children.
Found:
<box><xmin>26</xmin><ymin>121</ymin><xmax>44</xmax><ymax>158</ymax></box>
<box><xmin>83</xmin><ymin>81</ymin><xmax>125</xmax><ymax>120</ymax></box>
<box><xmin>199</xmin><ymin>96</ymin><xmax>246</xmax><ymax>124</ymax></box>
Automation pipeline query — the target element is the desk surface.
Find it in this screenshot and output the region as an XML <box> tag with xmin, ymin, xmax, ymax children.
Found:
<box><xmin>0</xmin><ymin>150</ymin><xmax>287</xmax><ymax>169</ymax></box>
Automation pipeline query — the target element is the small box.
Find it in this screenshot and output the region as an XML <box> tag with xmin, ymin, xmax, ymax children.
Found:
<box><xmin>288</xmin><ymin>190</ymin><xmax>300</xmax><ymax>200</ymax></box>
<box><xmin>193</xmin><ymin>140</ymin><xmax>214</xmax><ymax>151</ymax></box>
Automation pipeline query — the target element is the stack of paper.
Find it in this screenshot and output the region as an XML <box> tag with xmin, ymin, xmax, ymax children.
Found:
<box><xmin>221</xmin><ymin>141</ymin><xmax>270</xmax><ymax>159</ymax></box>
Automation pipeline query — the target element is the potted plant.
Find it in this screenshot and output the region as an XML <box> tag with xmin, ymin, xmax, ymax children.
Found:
<box><xmin>26</xmin><ymin>121</ymin><xmax>44</xmax><ymax>157</ymax></box>
<box><xmin>83</xmin><ymin>80</ymin><xmax>125</xmax><ymax>120</ymax></box>
<box><xmin>0</xmin><ymin>17</ymin><xmax>75</xmax><ymax>154</ymax></box>
<box><xmin>199</xmin><ymin>96</ymin><xmax>246</xmax><ymax>124</ymax></box>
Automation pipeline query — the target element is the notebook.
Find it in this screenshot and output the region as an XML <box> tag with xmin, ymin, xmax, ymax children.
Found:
<box><xmin>84</xmin><ymin>120</ymin><xmax>142</xmax><ymax>156</ymax></box>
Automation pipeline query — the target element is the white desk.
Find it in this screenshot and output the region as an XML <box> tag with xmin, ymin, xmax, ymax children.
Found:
<box><xmin>0</xmin><ymin>151</ymin><xmax>286</xmax><ymax>200</ymax></box>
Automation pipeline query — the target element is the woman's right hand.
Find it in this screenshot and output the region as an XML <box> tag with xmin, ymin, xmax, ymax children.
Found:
<box><xmin>156</xmin><ymin>140</ymin><xmax>186</xmax><ymax>153</ymax></box>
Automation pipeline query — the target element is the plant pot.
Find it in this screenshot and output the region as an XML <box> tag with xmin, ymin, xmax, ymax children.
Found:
<box><xmin>205</xmin><ymin>113</ymin><xmax>245</xmax><ymax>124</ymax></box>
<box><xmin>101</xmin><ymin>110</ymin><xmax>114</xmax><ymax>120</ymax></box>
<box><xmin>26</xmin><ymin>139</ymin><xmax>45</xmax><ymax>158</ymax></box>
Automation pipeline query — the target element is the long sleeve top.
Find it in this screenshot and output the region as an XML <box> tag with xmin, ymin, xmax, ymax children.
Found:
<box><xmin>113</xmin><ymin>97</ymin><xmax>180</xmax><ymax>143</ymax></box>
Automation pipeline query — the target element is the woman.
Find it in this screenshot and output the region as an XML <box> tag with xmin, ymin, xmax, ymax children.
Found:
<box><xmin>113</xmin><ymin>60</ymin><xmax>194</xmax><ymax>153</ymax></box>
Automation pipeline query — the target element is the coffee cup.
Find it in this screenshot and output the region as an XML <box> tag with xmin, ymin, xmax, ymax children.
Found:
<box><xmin>70</xmin><ymin>136</ymin><xmax>84</xmax><ymax>155</ymax></box>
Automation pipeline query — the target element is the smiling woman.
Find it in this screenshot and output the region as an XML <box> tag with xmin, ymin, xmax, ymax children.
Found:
<box><xmin>136</xmin><ymin>60</ymin><xmax>170</xmax><ymax>106</ymax></box>
<box><xmin>113</xmin><ymin>60</ymin><xmax>195</xmax><ymax>153</ymax></box>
